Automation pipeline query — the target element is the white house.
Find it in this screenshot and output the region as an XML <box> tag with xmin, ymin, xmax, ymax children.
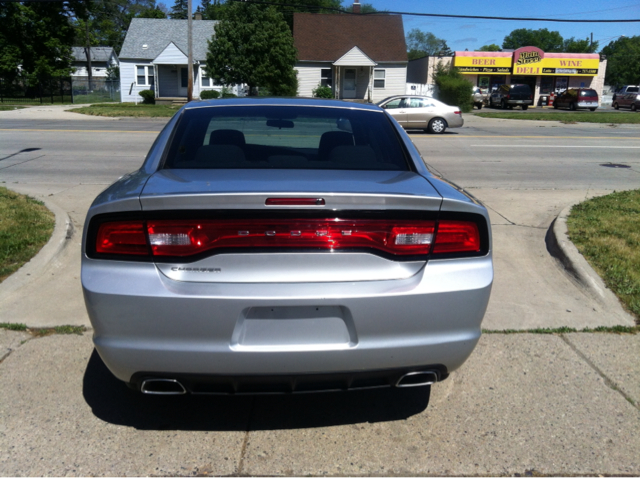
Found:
<box><xmin>118</xmin><ymin>18</ymin><xmax>239</xmax><ymax>102</ymax></box>
<box><xmin>293</xmin><ymin>7</ymin><xmax>408</xmax><ymax>103</ymax></box>
<box><xmin>71</xmin><ymin>47</ymin><xmax>118</xmax><ymax>79</ymax></box>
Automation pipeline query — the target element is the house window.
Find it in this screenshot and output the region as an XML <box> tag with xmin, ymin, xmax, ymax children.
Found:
<box><xmin>136</xmin><ymin>65</ymin><xmax>154</xmax><ymax>86</ymax></box>
<box><xmin>320</xmin><ymin>68</ymin><xmax>332</xmax><ymax>88</ymax></box>
<box><xmin>201</xmin><ymin>68</ymin><xmax>214</xmax><ymax>88</ymax></box>
<box><xmin>374</xmin><ymin>69</ymin><xmax>385</xmax><ymax>88</ymax></box>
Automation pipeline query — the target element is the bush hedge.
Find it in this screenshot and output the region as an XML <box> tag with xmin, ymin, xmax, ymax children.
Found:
<box><xmin>433</xmin><ymin>64</ymin><xmax>472</xmax><ymax>113</ymax></box>
<box><xmin>138</xmin><ymin>89</ymin><xmax>155</xmax><ymax>105</ymax></box>
<box><xmin>312</xmin><ymin>84</ymin><xmax>333</xmax><ymax>99</ymax></box>
<box><xmin>200</xmin><ymin>90</ymin><xmax>220</xmax><ymax>100</ymax></box>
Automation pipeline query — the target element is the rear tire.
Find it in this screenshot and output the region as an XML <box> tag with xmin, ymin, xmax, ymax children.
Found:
<box><xmin>427</xmin><ymin>117</ymin><xmax>447</xmax><ymax>134</ymax></box>
<box><xmin>632</xmin><ymin>104</ymin><xmax>637</xmax><ymax>112</ymax></box>
<box><xmin>553</xmin><ymin>102</ymin><xmax>559</xmax><ymax>109</ymax></box>
<box><xmin>501</xmin><ymin>99</ymin><xmax>507</xmax><ymax>110</ymax></box>
<box><xmin>570</xmin><ymin>102</ymin><xmax>576</xmax><ymax>111</ymax></box>
<box><xmin>613</xmin><ymin>102</ymin><xmax>619</xmax><ymax>110</ymax></box>
<box><xmin>476</xmin><ymin>103</ymin><xmax>482</xmax><ymax>110</ymax></box>
<box><xmin>522</xmin><ymin>105</ymin><xmax>528</xmax><ymax>111</ymax></box>
<box><xmin>589</xmin><ymin>108</ymin><xmax>596</xmax><ymax>112</ymax></box>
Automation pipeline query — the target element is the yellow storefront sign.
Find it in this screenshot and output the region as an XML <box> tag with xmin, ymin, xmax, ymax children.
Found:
<box><xmin>454</xmin><ymin>49</ymin><xmax>600</xmax><ymax>76</ymax></box>
<box><xmin>453</xmin><ymin>56</ymin><xmax>512</xmax><ymax>75</ymax></box>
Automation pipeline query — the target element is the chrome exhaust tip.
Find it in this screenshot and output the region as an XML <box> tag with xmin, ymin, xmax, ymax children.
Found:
<box><xmin>395</xmin><ymin>371</ymin><xmax>438</xmax><ymax>388</ymax></box>
<box><xmin>141</xmin><ymin>378</ymin><xmax>187</xmax><ymax>395</ymax></box>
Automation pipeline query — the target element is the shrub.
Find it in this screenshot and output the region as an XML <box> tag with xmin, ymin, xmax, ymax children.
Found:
<box><xmin>220</xmin><ymin>86</ymin><xmax>237</xmax><ymax>98</ymax></box>
<box><xmin>138</xmin><ymin>89</ymin><xmax>155</xmax><ymax>104</ymax></box>
<box><xmin>312</xmin><ymin>84</ymin><xmax>333</xmax><ymax>99</ymax></box>
<box><xmin>200</xmin><ymin>90</ymin><xmax>220</xmax><ymax>100</ymax></box>
<box><xmin>432</xmin><ymin>63</ymin><xmax>473</xmax><ymax>113</ymax></box>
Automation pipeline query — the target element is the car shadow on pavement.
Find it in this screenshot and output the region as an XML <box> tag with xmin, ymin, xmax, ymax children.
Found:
<box><xmin>83</xmin><ymin>349</ymin><xmax>430</xmax><ymax>431</ymax></box>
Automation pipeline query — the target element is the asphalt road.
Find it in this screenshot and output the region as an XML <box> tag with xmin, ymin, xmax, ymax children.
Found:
<box><xmin>0</xmin><ymin>111</ymin><xmax>639</xmax><ymax>476</ymax></box>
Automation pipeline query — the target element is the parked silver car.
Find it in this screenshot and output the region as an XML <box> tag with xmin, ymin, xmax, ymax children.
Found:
<box><xmin>82</xmin><ymin>98</ymin><xmax>492</xmax><ymax>395</ymax></box>
<box><xmin>376</xmin><ymin>96</ymin><xmax>464</xmax><ymax>133</ymax></box>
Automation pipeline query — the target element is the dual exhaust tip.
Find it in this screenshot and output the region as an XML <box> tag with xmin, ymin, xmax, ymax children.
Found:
<box><xmin>140</xmin><ymin>371</ymin><xmax>438</xmax><ymax>395</ymax></box>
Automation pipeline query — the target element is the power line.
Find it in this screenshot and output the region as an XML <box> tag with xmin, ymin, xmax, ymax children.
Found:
<box><xmin>235</xmin><ymin>0</ymin><xmax>640</xmax><ymax>23</ymax></box>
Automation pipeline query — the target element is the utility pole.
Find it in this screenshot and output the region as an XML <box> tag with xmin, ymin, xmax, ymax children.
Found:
<box><xmin>85</xmin><ymin>19</ymin><xmax>92</xmax><ymax>92</ymax></box>
<box><xmin>187</xmin><ymin>0</ymin><xmax>193</xmax><ymax>102</ymax></box>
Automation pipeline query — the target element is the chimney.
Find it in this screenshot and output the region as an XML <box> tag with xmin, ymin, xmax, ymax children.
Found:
<box><xmin>353</xmin><ymin>0</ymin><xmax>361</xmax><ymax>14</ymax></box>
<box><xmin>194</xmin><ymin>11</ymin><xmax>202</xmax><ymax>20</ymax></box>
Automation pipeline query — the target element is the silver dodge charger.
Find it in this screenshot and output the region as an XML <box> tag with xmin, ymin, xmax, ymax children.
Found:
<box><xmin>82</xmin><ymin>98</ymin><xmax>493</xmax><ymax>395</ymax></box>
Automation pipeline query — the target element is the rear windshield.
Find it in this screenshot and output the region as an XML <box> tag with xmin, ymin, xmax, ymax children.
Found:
<box><xmin>511</xmin><ymin>85</ymin><xmax>531</xmax><ymax>93</ymax></box>
<box><xmin>627</xmin><ymin>87</ymin><xmax>639</xmax><ymax>93</ymax></box>
<box><xmin>163</xmin><ymin>105</ymin><xmax>410</xmax><ymax>171</ymax></box>
<box><xmin>580</xmin><ymin>89</ymin><xmax>598</xmax><ymax>97</ymax></box>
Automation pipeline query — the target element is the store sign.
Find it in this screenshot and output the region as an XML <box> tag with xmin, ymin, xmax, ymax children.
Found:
<box><xmin>454</xmin><ymin>55</ymin><xmax>512</xmax><ymax>75</ymax></box>
<box><xmin>454</xmin><ymin>48</ymin><xmax>600</xmax><ymax>76</ymax></box>
<box><xmin>539</xmin><ymin>57</ymin><xmax>599</xmax><ymax>76</ymax></box>
<box><xmin>512</xmin><ymin>47</ymin><xmax>545</xmax><ymax>75</ymax></box>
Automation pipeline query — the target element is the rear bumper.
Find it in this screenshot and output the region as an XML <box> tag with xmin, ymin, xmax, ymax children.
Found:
<box><xmin>82</xmin><ymin>255</ymin><xmax>493</xmax><ymax>384</ymax></box>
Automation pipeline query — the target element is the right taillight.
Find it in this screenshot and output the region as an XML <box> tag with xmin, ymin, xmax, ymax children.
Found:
<box><xmin>432</xmin><ymin>220</ymin><xmax>481</xmax><ymax>254</ymax></box>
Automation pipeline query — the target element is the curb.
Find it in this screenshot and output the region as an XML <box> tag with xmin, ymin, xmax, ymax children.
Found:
<box><xmin>0</xmin><ymin>194</ymin><xmax>74</xmax><ymax>300</ymax></box>
<box><xmin>550</xmin><ymin>202</ymin><xmax>636</xmax><ymax>323</ymax></box>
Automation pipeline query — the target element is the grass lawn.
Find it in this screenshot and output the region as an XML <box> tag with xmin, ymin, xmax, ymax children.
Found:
<box><xmin>0</xmin><ymin>187</ymin><xmax>55</xmax><ymax>283</ymax></box>
<box><xmin>0</xmin><ymin>105</ymin><xmax>26</xmax><ymax>111</ymax></box>
<box><xmin>476</xmin><ymin>112</ymin><xmax>640</xmax><ymax>124</ymax></box>
<box><xmin>69</xmin><ymin>102</ymin><xmax>180</xmax><ymax>118</ymax></box>
<box><xmin>567</xmin><ymin>189</ymin><xmax>640</xmax><ymax>323</ymax></box>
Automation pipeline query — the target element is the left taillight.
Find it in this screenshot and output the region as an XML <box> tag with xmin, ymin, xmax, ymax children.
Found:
<box><xmin>95</xmin><ymin>221</ymin><xmax>148</xmax><ymax>256</ymax></box>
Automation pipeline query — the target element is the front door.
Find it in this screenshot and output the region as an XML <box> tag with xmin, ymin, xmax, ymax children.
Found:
<box><xmin>342</xmin><ymin>68</ymin><xmax>356</xmax><ymax>99</ymax></box>
<box><xmin>178</xmin><ymin>67</ymin><xmax>189</xmax><ymax>97</ymax></box>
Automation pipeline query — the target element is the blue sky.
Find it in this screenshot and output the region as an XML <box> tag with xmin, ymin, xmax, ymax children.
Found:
<box><xmin>352</xmin><ymin>0</ymin><xmax>639</xmax><ymax>51</ymax></box>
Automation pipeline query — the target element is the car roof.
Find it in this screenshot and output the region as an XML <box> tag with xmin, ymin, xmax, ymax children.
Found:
<box><xmin>184</xmin><ymin>97</ymin><xmax>384</xmax><ymax>112</ymax></box>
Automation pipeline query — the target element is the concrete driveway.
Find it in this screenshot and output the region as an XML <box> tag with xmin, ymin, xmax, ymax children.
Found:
<box><xmin>0</xmin><ymin>107</ymin><xmax>638</xmax><ymax>476</ymax></box>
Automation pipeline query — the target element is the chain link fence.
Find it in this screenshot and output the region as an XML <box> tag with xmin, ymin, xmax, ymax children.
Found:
<box><xmin>0</xmin><ymin>76</ymin><xmax>120</xmax><ymax>104</ymax></box>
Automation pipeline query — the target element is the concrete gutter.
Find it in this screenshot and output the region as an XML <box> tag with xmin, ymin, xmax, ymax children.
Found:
<box><xmin>550</xmin><ymin>201</ymin><xmax>636</xmax><ymax>323</ymax></box>
<box><xmin>0</xmin><ymin>196</ymin><xmax>74</xmax><ymax>301</ymax></box>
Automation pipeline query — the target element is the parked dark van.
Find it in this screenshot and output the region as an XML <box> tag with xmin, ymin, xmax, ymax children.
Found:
<box><xmin>488</xmin><ymin>84</ymin><xmax>533</xmax><ymax>110</ymax></box>
<box><xmin>553</xmin><ymin>88</ymin><xmax>599</xmax><ymax>111</ymax></box>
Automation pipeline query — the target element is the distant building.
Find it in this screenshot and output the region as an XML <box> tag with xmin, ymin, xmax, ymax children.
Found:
<box><xmin>118</xmin><ymin>18</ymin><xmax>242</xmax><ymax>102</ymax></box>
<box><xmin>71</xmin><ymin>47</ymin><xmax>118</xmax><ymax>79</ymax></box>
<box><xmin>293</xmin><ymin>10</ymin><xmax>408</xmax><ymax>102</ymax></box>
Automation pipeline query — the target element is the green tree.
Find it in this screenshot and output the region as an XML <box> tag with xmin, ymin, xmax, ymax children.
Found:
<box><xmin>477</xmin><ymin>44</ymin><xmax>501</xmax><ymax>52</ymax></box>
<box><xmin>562</xmin><ymin>37</ymin><xmax>599</xmax><ymax>53</ymax></box>
<box><xmin>72</xmin><ymin>0</ymin><xmax>162</xmax><ymax>54</ymax></box>
<box><xmin>406</xmin><ymin>29</ymin><xmax>451</xmax><ymax>60</ymax></box>
<box><xmin>432</xmin><ymin>62</ymin><xmax>473</xmax><ymax>112</ymax></box>
<box><xmin>502</xmin><ymin>28</ymin><xmax>564</xmax><ymax>52</ymax></box>
<box><xmin>170</xmin><ymin>0</ymin><xmax>188</xmax><ymax>19</ymax></box>
<box><xmin>0</xmin><ymin>1</ymin><xmax>86</xmax><ymax>82</ymax></box>
<box><xmin>201</xmin><ymin>0</ymin><xmax>227</xmax><ymax>20</ymax></box>
<box><xmin>602</xmin><ymin>35</ymin><xmax>640</xmax><ymax>87</ymax></box>
<box><xmin>136</xmin><ymin>5</ymin><xmax>167</xmax><ymax>18</ymax></box>
<box><xmin>205</xmin><ymin>3</ymin><xmax>298</xmax><ymax>96</ymax></box>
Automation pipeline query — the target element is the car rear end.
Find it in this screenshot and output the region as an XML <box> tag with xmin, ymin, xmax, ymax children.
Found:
<box><xmin>81</xmin><ymin>100</ymin><xmax>493</xmax><ymax>395</ymax></box>
<box><xmin>576</xmin><ymin>89</ymin><xmax>599</xmax><ymax>110</ymax></box>
<box><xmin>506</xmin><ymin>85</ymin><xmax>533</xmax><ymax>109</ymax></box>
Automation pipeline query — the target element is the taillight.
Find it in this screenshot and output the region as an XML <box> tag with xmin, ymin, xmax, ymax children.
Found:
<box><xmin>95</xmin><ymin>221</ymin><xmax>148</xmax><ymax>255</ymax></box>
<box><xmin>506</xmin><ymin>94</ymin><xmax>510</xmax><ymax>99</ymax></box>
<box><xmin>432</xmin><ymin>220</ymin><xmax>480</xmax><ymax>254</ymax></box>
<box><xmin>454</xmin><ymin>110</ymin><xmax>461</xmax><ymax>115</ymax></box>
<box><xmin>92</xmin><ymin>218</ymin><xmax>483</xmax><ymax>258</ymax></box>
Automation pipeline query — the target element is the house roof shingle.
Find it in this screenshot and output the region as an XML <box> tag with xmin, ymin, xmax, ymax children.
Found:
<box><xmin>71</xmin><ymin>46</ymin><xmax>117</xmax><ymax>63</ymax></box>
<box><xmin>293</xmin><ymin>13</ymin><xmax>407</xmax><ymax>63</ymax></box>
<box><xmin>119</xmin><ymin>18</ymin><xmax>218</xmax><ymax>61</ymax></box>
